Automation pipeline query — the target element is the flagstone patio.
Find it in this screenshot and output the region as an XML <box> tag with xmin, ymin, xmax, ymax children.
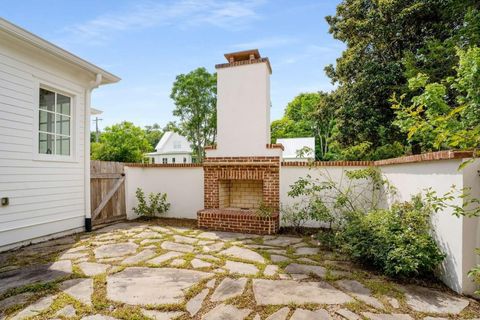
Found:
<box><xmin>0</xmin><ymin>221</ymin><xmax>478</xmax><ymax>320</ymax></box>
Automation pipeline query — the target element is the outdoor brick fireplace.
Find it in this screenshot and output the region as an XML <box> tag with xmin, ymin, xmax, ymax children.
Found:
<box><xmin>197</xmin><ymin>49</ymin><xmax>282</xmax><ymax>235</ymax></box>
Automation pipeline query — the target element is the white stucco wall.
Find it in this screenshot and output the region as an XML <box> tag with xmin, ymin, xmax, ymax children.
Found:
<box><xmin>280</xmin><ymin>166</ymin><xmax>372</xmax><ymax>228</ymax></box>
<box><xmin>125</xmin><ymin>166</ymin><xmax>203</xmax><ymax>220</ymax></box>
<box><xmin>210</xmin><ymin>62</ymin><xmax>278</xmax><ymax>157</ymax></box>
<box><xmin>380</xmin><ymin>159</ymin><xmax>479</xmax><ymax>294</ymax></box>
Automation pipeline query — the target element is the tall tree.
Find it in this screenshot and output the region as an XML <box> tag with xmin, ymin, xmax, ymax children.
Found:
<box><xmin>170</xmin><ymin>68</ymin><xmax>217</xmax><ymax>162</ymax></box>
<box><xmin>91</xmin><ymin>121</ymin><xmax>152</xmax><ymax>163</ymax></box>
<box><xmin>144</xmin><ymin>123</ymin><xmax>163</xmax><ymax>150</ymax></box>
<box><xmin>271</xmin><ymin>92</ymin><xmax>337</xmax><ymax>159</ymax></box>
<box><xmin>325</xmin><ymin>0</ymin><xmax>476</xmax><ymax>154</ymax></box>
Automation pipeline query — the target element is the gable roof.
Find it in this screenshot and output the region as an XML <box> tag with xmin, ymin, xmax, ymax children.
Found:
<box><xmin>277</xmin><ymin>137</ymin><xmax>315</xmax><ymax>159</ymax></box>
<box><xmin>151</xmin><ymin>131</ymin><xmax>192</xmax><ymax>154</ymax></box>
<box><xmin>0</xmin><ymin>18</ymin><xmax>120</xmax><ymax>85</ymax></box>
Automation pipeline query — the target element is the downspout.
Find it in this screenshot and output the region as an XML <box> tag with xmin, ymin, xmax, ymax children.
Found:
<box><xmin>84</xmin><ymin>73</ymin><xmax>102</xmax><ymax>232</ymax></box>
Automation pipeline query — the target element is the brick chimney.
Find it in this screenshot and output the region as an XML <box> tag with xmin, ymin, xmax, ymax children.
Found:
<box><xmin>206</xmin><ymin>49</ymin><xmax>281</xmax><ymax>157</ymax></box>
<box><xmin>198</xmin><ymin>49</ymin><xmax>281</xmax><ymax>235</ymax></box>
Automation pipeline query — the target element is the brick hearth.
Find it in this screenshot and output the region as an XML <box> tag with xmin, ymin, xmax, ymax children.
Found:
<box><xmin>197</xmin><ymin>156</ymin><xmax>280</xmax><ymax>235</ymax></box>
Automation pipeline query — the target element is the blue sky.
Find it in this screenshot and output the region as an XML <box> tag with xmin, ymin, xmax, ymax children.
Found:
<box><xmin>2</xmin><ymin>0</ymin><xmax>344</xmax><ymax>130</ymax></box>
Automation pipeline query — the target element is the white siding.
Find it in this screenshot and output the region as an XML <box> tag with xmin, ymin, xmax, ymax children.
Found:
<box><xmin>0</xmin><ymin>31</ymin><xmax>91</xmax><ymax>249</ymax></box>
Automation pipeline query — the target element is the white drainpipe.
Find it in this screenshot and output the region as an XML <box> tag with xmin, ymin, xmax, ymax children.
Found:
<box><xmin>84</xmin><ymin>73</ymin><xmax>102</xmax><ymax>232</ymax></box>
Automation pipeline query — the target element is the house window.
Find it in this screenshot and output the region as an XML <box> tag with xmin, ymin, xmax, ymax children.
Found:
<box><xmin>151</xmin><ymin>157</ymin><xmax>155</xmax><ymax>164</ymax></box>
<box><xmin>183</xmin><ymin>157</ymin><xmax>187</xmax><ymax>163</ymax></box>
<box><xmin>162</xmin><ymin>158</ymin><xmax>167</xmax><ymax>164</ymax></box>
<box><xmin>173</xmin><ymin>141</ymin><xmax>181</xmax><ymax>149</ymax></box>
<box><xmin>38</xmin><ymin>88</ymin><xmax>71</xmax><ymax>156</ymax></box>
<box><xmin>172</xmin><ymin>158</ymin><xmax>175</xmax><ymax>163</ymax></box>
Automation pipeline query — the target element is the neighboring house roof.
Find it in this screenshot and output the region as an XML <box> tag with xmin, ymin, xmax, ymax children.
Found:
<box><xmin>277</xmin><ymin>137</ymin><xmax>315</xmax><ymax>159</ymax></box>
<box><xmin>0</xmin><ymin>18</ymin><xmax>120</xmax><ymax>85</ymax></box>
<box><xmin>90</xmin><ymin>108</ymin><xmax>103</xmax><ymax>115</ymax></box>
<box><xmin>147</xmin><ymin>131</ymin><xmax>192</xmax><ymax>155</ymax></box>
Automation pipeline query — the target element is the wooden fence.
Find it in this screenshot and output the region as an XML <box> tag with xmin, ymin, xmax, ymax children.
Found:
<box><xmin>90</xmin><ymin>160</ymin><xmax>126</xmax><ymax>226</ymax></box>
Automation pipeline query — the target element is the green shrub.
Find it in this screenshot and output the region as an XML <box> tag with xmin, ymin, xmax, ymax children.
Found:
<box><xmin>133</xmin><ymin>188</ymin><xmax>170</xmax><ymax>218</ymax></box>
<box><xmin>340</xmin><ymin>194</ymin><xmax>445</xmax><ymax>277</ymax></box>
<box><xmin>280</xmin><ymin>203</ymin><xmax>310</xmax><ymax>232</ymax></box>
<box><xmin>255</xmin><ymin>201</ymin><xmax>274</xmax><ymax>218</ymax></box>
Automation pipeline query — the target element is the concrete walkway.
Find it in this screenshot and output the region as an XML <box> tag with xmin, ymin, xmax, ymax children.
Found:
<box><xmin>0</xmin><ymin>221</ymin><xmax>478</xmax><ymax>320</ymax></box>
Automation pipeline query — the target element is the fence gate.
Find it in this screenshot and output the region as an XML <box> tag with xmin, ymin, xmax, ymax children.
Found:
<box><xmin>90</xmin><ymin>160</ymin><xmax>126</xmax><ymax>226</ymax></box>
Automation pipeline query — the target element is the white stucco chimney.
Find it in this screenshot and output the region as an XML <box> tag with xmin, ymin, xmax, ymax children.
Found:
<box><xmin>207</xmin><ymin>49</ymin><xmax>282</xmax><ymax>158</ymax></box>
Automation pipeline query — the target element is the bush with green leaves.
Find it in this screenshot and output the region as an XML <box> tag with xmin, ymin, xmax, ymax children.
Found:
<box><xmin>133</xmin><ymin>188</ymin><xmax>170</xmax><ymax>218</ymax></box>
<box><xmin>255</xmin><ymin>201</ymin><xmax>275</xmax><ymax>218</ymax></box>
<box><xmin>287</xmin><ymin>167</ymin><xmax>392</xmax><ymax>229</ymax></box>
<box><xmin>339</xmin><ymin>195</ymin><xmax>445</xmax><ymax>277</ymax></box>
<box><xmin>280</xmin><ymin>203</ymin><xmax>310</xmax><ymax>232</ymax></box>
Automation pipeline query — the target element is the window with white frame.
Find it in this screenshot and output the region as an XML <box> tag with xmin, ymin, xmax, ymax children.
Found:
<box><xmin>38</xmin><ymin>88</ymin><xmax>71</xmax><ymax>156</ymax></box>
<box><xmin>173</xmin><ymin>141</ymin><xmax>181</xmax><ymax>149</ymax></box>
<box><xmin>162</xmin><ymin>158</ymin><xmax>168</xmax><ymax>164</ymax></box>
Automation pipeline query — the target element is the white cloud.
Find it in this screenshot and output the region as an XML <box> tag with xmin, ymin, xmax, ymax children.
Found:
<box><xmin>63</xmin><ymin>0</ymin><xmax>266</xmax><ymax>45</ymax></box>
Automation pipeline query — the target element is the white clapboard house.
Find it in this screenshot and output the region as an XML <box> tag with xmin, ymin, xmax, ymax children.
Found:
<box><xmin>146</xmin><ymin>131</ymin><xmax>194</xmax><ymax>164</ymax></box>
<box><xmin>0</xmin><ymin>18</ymin><xmax>120</xmax><ymax>250</ymax></box>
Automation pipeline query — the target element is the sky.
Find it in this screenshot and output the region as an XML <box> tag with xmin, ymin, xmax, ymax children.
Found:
<box><xmin>2</xmin><ymin>0</ymin><xmax>344</xmax><ymax>130</ymax></box>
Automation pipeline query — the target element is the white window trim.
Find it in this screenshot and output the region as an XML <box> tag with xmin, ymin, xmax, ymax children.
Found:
<box><xmin>32</xmin><ymin>78</ymin><xmax>80</xmax><ymax>163</ymax></box>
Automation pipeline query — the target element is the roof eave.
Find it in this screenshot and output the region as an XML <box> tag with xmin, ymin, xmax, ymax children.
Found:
<box><xmin>0</xmin><ymin>18</ymin><xmax>121</xmax><ymax>85</ymax></box>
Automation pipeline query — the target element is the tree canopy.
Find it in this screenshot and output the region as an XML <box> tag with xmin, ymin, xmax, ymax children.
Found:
<box><xmin>91</xmin><ymin>121</ymin><xmax>152</xmax><ymax>163</ymax></box>
<box><xmin>170</xmin><ymin>67</ymin><xmax>217</xmax><ymax>162</ymax></box>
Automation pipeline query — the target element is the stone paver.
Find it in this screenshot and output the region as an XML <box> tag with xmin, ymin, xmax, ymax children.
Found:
<box><xmin>403</xmin><ymin>285</ymin><xmax>469</xmax><ymax>314</ymax></box>
<box><xmin>10</xmin><ymin>294</ymin><xmax>57</xmax><ymax>320</ymax></box>
<box><xmin>0</xmin><ymin>260</ymin><xmax>72</xmax><ymax>295</ymax></box>
<box><xmin>336</xmin><ymin>308</ymin><xmax>360</xmax><ymax>320</ymax></box>
<box><xmin>186</xmin><ymin>288</ymin><xmax>209</xmax><ymax>316</ymax></box>
<box><xmin>94</xmin><ymin>242</ymin><xmax>138</xmax><ymax>259</ymax></box>
<box><xmin>1</xmin><ymin>221</ymin><xmax>477</xmax><ymax>320</ymax></box>
<box><xmin>362</xmin><ymin>313</ymin><xmax>414</xmax><ymax>320</ymax></box>
<box><xmin>290</xmin><ymin>309</ymin><xmax>330</xmax><ymax>320</ymax></box>
<box><xmin>121</xmin><ymin>249</ymin><xmax>157</xmax><ymax>265</ymax></box>
<box><xmin>78</xmin><ymin>262</ymin><xmax>110</xmax><ymax>276</ymax></box>
<box><xmin>202</xmin><ymin>304</ymin><xmax>251</xmax><ymax>320</ymax></box>
<box><xmin>225</xmin><ymin>260</ymin><xmax>259</xmax><ymax>275</ymax></box>
<box><xmin>253</xmin><ymin>279</ymin><xmax>353</xmax><ymax>305</ymax></box>
<box><xmin>140</xmin><ymin>309</ymin><xmax>184</xmax><ymax>320</ymax></box>
<box><xmin>284</xmin><ymin>263</ymin><xmax>327</xmax><ymax>277</ymax></box>
<box><xmin>147</xmin><ymin>251</ymin><xmax>183</xmax><ymax>264</ymax></box>
<box><xmin>61</xmin><ymin>278</ymin><xmax>94</xmax><ymax>306</ymax></box>
<box><xmin>219</xmin><ymin>246</ymin><xmax>265</xmax><ymax>263</ymax></box>
<box><xmin>295</xmin><ymin>247</ymin><xmax>319</xmax><ymax>255</ymax></box>
<box><xmin>173</xmin><ymin>235</ymin><xmax>197</xmax><ymax>244</ymax></box>
<box><xmin>336</xmin><ymin>280</ymin><xmax>384</xmax><ymax>310</ymax></box>
<box><xmin>55</xmin><ymin>305</ymin><xmax>76</xmax><ymax>317</ymax></box>
<box><xmin>270</xmin><ymin>255</ymin><xmax>289</xmax><ymax>263</ymax></box>
<box><xmin>264</xmin><ymin>265</ymin><xmax>278</xmax><ymax>276</ymax></box>
<box><xmin>107</xmin><ymin>267</ymin><xmax>211</xmax><ymax>305</ymax></box>
<box><xmin>265</xmin><ymin>307</ymin><xmax>290</xmax><ymax>320</ymax></box>
<box><xmin>170</xmin><ymin>258</ymin><xmax>186</xmax><ymax>267</ymax></box>
<box><xmin>0</xmin><ymin>292</ymin><xmax>33</xmax><ymax>313</ymax></box>
<box><xmin>191</xmin><ymin>258</ymin><xmax>212</xmax><ymax>268</ymax></box>
<box><xmin>263</xmin><ymin>237</ymin><xmax>303</xmax><ymax>246</ymax></box>
<box><xmin>161</xmin><ymin>241</ymin><xmax>194</xmax><ymax>253</ymax></box>
<box><xmin>211</xmin><ymin>277</ymin><xmax>247</xmax><ymax>302</ymax></box>
<box><xmin>81</xmin><ymin>315</ymin><xmax>119</xmax><ymax>320</ymax></box>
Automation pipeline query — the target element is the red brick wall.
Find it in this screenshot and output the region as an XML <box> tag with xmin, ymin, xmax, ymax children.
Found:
<box><xmin>197</xmin><ymin>209</ymin><xmax>279</xmax><ymax>235</ymax></box>
<box><xmin>203</xmin><ymin>156</ymin><xmax>280</xmax><ymax>210</ymax></box>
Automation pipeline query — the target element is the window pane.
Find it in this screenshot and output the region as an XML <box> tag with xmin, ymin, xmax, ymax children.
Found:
<box><xmin>57</xmin><ymin>94</ymin><xmax>71</xmax><ymax>115</ymax></box>
<box><xmin>56</xmin><ymin>136</ymin><xmax>70</xmax><ymax>155</ymax></box>
<box><xmin>56</xmin><ymin>115</ymin><xmax>70</xmax><ymax>136</ymax></box>
<box><xmin>39</xmin><ymin>88</ymin><xmax>55</xmax><ymax>111</ymax></box>
<box><xmin>39</xmin><ymin>110</ymin><xmax>55</xmax><ymax>133</ymax></box>
<box><xmin>39</xmin><ymin>132</ymin><xmax>54</xmax><ymax>154</ymax></box>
